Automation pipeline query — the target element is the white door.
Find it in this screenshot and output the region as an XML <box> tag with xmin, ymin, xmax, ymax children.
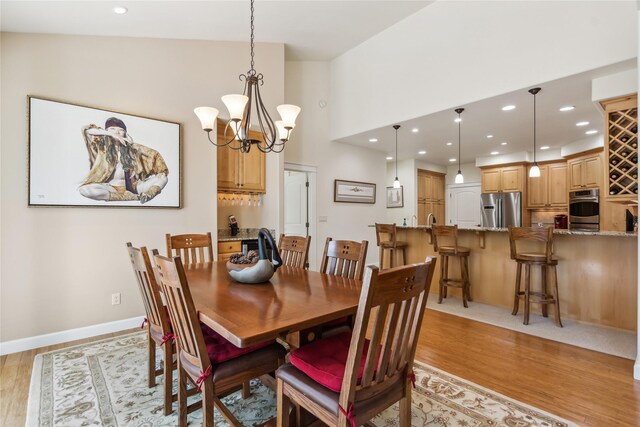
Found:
<box><xmin>447</xmin><ymin>184</ymin><xmax>482</xmax><ymax>227</ymax></box>
<box><xmin>284</xmin><ymin>170</ymin><xmax>309</xmax><ymax>237</ymax></box>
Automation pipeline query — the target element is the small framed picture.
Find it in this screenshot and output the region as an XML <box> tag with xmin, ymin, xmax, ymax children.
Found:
<box><xmin>334</xmin><ymin>179</ymin><xmax>376</xmax><ymax>204</ymax></box>
<box><xmin>386</xmin><ymin>186</ymin><xmax>404</xmax><ymax>208</ymax></box>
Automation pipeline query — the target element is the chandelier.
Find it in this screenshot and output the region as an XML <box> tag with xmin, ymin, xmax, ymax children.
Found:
<box><xmin>194</xmin><ymin>0</ymin><xmax>301</xmax><ymax>153</ymax></box>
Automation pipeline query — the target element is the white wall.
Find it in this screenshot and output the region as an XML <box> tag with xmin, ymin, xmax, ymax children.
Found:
<box><xmin>284</xmin><ymin>61</ymin><xmax>387</xmax><ymax>267</ymax></box>
<box><xmin>0</xmin><ymin>33</ymin><xmax>284</xmax><ymax>342</ymax></box>
<box><xmin>446</xmin><ymin>163</ymin><xmax>482</xmax><ymax>186</ymax></box>
<box><xmin>330</xmin><ymin>1</ymin><xmax>637</xmax><ymax>140</ymax></box>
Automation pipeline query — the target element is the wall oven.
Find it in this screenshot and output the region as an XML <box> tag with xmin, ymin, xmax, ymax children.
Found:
<box><xmin>569</xmin><ymin>189</ymin><xmax>599</xmax><ymax>231</ymax></box>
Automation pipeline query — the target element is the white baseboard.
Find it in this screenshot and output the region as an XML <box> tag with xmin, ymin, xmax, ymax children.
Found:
<box><xmin>635</xmin><ymin>359</ymin><xmax>640</xmax><ymax>380</ymax></box>
<box><xmin>0</xmin><ymin>315</ymin><xmax>145</xmax><ymax>356</ymax></box>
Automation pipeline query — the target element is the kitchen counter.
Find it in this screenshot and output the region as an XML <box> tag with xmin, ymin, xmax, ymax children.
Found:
<box><xmin>388</xmin><ymin>225</ymin><xmax>637</xmax><ymax>238</ymax></box>
<box><xmin>218</xmin><ymin>228</ymin><xmax>277</xmax><ymax>242</ymax></box>
<box><xmin>373</xmin><ymin>226</ymin><xmax>637</xmax><ymax>330</ymax></box>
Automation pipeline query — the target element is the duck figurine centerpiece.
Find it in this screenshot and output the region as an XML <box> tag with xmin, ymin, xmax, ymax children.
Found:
<box><xmin>226</xmin><ymin>228</ymin><xmax>282</xmax><ymax>284</ymax></box>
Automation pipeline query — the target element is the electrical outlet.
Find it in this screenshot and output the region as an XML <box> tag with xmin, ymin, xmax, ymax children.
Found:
<box><xmin>111</xmin><ymin>293</ymin><xmax>121</xmax><ymax>305</ymax></box>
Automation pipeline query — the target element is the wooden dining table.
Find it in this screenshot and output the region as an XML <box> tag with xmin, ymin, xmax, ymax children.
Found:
<box><xmin>183</xmin><ymin>262</ymin><xmax>362</xmax><ymax>348</ymax></box>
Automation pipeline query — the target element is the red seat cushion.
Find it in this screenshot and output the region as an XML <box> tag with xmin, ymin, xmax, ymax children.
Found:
<box><xmin>289</xmin><ymin>331</ymin><xmax>371</xmax><ymax>392</ymax></box>
<box><xmin>201</xmin><ymin>326</ymin><xmax>273</xmax><ymax>365</ymax></box>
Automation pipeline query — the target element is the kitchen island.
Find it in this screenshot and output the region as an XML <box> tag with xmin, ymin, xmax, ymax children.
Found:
<box><xmin>386</xmin><ymin>226</ymin><xmax>637</xmax><ymax>331</ymax></box>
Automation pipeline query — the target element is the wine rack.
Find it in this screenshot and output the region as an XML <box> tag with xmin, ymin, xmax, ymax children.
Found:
<box><xmin>603</xmin><ymin>95</ymin><xmax>637</xmax><ymax>198</ymax></box>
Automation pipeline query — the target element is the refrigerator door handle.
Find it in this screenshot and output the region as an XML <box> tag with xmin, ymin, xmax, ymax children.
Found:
<box><xmin>498</xmin><ymin>197</ymin><xmax>503</xmax><ymax>228</ymax></box>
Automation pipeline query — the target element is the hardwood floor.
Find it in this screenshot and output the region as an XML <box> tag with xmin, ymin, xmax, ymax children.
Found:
<box><xmin>1</xmin><ymin>310</ymin><xmax>638</xmax><ymax>426</ymax></box>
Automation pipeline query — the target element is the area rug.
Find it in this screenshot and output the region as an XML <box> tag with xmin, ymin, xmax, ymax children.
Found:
<box><xmin>26</xmin><ymin>332</ymin><xmax>578</xmax><ymax>426</ymax></box>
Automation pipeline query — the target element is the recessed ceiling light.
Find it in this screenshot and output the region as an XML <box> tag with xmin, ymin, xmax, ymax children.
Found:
<box><xmin>502</xmin><ymin>105</ymin><xmax>516</xmax><ymax>111</ymax></box>
<box><xmin>486</xmin><ymin>135</ymin><xmax>493</xmax><ymax>139</ymax></box>
<box><xmin>559</xmin><ymin>106</ymin><xmax>575</xmax><ymax>112</ymax></box>
<box><xmin>449</xmin><ymin>158</ymin><xmax>457</xmax><ymax>162</ymax></box>
<box><xmin>418</xmin><ymin>150</ymin><xmax>426</xmax><ymax>155</ymax></box>
<box><xmin>454</xmin><ymin>118</ymin><xmax>462</xmax><ymax>123</ymax></box>
<box><xmin>585</xmin><ymin>130</ymin><xmax>598</xmax><ymax>135</ymax></box>
<box><xmin>412</xmin><ymin>128</ymin><xmax>419</xmax><ymax>133</ymax></box>
<box><xmin>386</xmin><ymin>156</ymin><xmax>393</xmax><ymax>160</ymax></box>
<box><xmin>113</xmin><ymin>6</ymin><xmax>128</xmax><ymax>14</ymax></box>
<box><xmin>576</xmin><ymin>121</ymin><xmax>589</xmax><ymax>127</ymax></box>
<box><xmin>540</xmin><ymin>146</ymin><xmax>550</xmax><ymax>150</ymax></box>
<box><xmin>490</xmin><ymin>151</ymin><xmax>499</xmax><ymax>155</ymax></box>
<box><xmin>500</xmin><ymin>142</ymin><xmax>508</xmax><ymax>146</ymax></box>
<box><xmin>446</xmin><ymin>142</ymin><xmax>453</xmax><ymax>146</ymax></box>
<box><xmin>369</xmin><ymin>138</ymin><xmax>378</xmax><ymax>143</ymax></box>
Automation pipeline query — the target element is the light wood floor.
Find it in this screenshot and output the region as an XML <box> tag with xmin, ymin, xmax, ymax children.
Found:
<box><xmin>1</xmin><ymin>310</ymin><xmax>638</xmax><ymax>426</ymax></box>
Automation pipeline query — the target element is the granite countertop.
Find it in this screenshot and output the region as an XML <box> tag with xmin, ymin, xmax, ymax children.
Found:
<box><xmin>388</xmin><ymin>225</ymin><xmax>637</xmax><ymax>237</ymax></box>
<box><xmin>218</xmin><ymin>228</ymin><xmax>277</xmax><ymax>242</ymax></box>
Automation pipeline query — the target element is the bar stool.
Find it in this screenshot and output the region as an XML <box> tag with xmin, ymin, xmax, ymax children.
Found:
<box><xmin>508</xmin><ymin>226</ymin><xmax>562</xmax><ymax>327</ymax></box>
<box><xmin>432</xmin><ymin>225</ymin><xmax>472</xmax><ymax>307</ymax></box>
<box><xmin>375</xmin><ymin>223</ymin><xmax>408</xmax><ymax>269</ymax></box>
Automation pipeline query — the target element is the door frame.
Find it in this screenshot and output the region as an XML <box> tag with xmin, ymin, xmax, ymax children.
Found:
<box><xmin>284</xmin><ymin>162</ymin><xmax>317</xmax><ymax>271</ymax></box>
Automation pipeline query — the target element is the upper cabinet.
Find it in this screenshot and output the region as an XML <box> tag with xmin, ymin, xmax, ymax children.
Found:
<box><xmin>216</xmin><ymin>120</ymin><xmax>266</xmax><ymax>193</ymax></box>
<box><xmin>601</xmin><ymin>95</ymin><xmax>637</xmax><ymax>199</ymax></box>
<box><xmin>481</xmin><ymin>165</ymin><xmax>525</xmax><ymax>193</ymax></box>
<box><xmin>567</xmin><ymin>151</ymin><xmax>603</xmax><ymax>191</ymax></box>
<box><xmin>527</xmin><ymin>162</ymin><xmax>567</xmax><ymax>208</ymax></box>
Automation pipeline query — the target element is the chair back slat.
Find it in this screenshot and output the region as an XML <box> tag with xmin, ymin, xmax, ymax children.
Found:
<box><xmin>320</xmin><ymin>238</ymin><xmax>369</xmax><ymax>280</ymax></box>
<box><xmin>375</xmin><ymin>223</ymin><xmax>397</xmax><ymax>247</ymax></box>
<box><xmin>278</xmin><ymin>234</ymin><xmax>311</xmax><ymax>269</ymax></box>
<box><xmin>126</xmin><ymin>243</ymin><xmax>170</xmax><ymax>334</ymax></box>
<box><xmin>154</xmin><ymin>254</ymin><xmax>210</xmax><ymax>371</ymax></box>
<box><xmin>339</xmin><ymin>258</ymin><xmax>436</xmax><ymax>410</ymax></box>
<box><xmin>166</xmin><ymin>232</ymin><xmax>214</xmax><ymax>264</ymax></box>
<box><xmin>432</xmin><ymin>225</ymin><xmax>459</xmax><ymax>253</ymax></box>
<box><xmin>508</xmin><ymin>226</ymin><xmax>554</xmax><ymax>262</ymax></box>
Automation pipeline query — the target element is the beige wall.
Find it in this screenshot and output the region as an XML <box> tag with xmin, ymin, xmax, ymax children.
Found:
<box><xmin>0</xmin><ymin>33</ymin><xmax>284</xmax><ymax>342</ymax></box>
<box><xmin>284</xmin><ymin>61</ymin><xmax>387</xmax><ymax>267</ymax></box>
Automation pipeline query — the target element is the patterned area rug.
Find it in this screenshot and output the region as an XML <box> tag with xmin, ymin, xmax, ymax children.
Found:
<box><xmin>26</xmin><ymin>332</ymin><xmax>578</xmax><ymax>426</ymax></box>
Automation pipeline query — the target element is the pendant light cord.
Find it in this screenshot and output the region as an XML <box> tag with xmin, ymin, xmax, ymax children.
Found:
<box><xmin>249</xmin><ymin>0</ymin><xmax>255</xmax><ymax>74</ymax></box>
<box><xmin>395</xmin><ymin>127</ymin><xmax>398</xmax><ymax>178</ymax></box>
<box><xmin>533</xmin><ymin>91</ymin><xmax>536</xmax><ymax>164</ymax></box>
<box><xmin>458</xmin><ymin>112</ymin><xmax>461</xmax><ymax>171</ymax></box>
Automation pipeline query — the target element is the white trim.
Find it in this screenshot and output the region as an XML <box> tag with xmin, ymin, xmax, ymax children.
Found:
<box><xmin>635</xmin><ymin>361</ymin><xmax>640</xmax><ymax>380</ymax></box>
<box><xmin>284</xmin><ymin>162</ymin><xmax>317</xmax><ymax>173</ymax></box>
<box><xmin>447</xmin><ymin>182</ymin><xmax>481</xmax><ymax>190</ymax></box>
<box><xmin>0</xmin><ymin>315</ymin><xmax>145</xmax><ymax>356</ymax></box>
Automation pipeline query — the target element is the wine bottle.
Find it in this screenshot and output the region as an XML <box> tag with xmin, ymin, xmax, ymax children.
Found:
<box><xmin>621</xmin><ymin>135</ymin><xmax>629</xmax><ymax>143</ymax></box>
<box><xmin>621</xmin><ymin>166</ymin><xmax>628</xmax><ymax>172</ymax></box>
<box><xmin>633</xmin><ymin>142</ymin><xmax>638</xmax><ymax>149</ymax></box>
<box><xmin>632</xmin><ymin>126</ymin><xmax>638</xmax><ymax>133</ymax></box>
<box><xmin>609</xmin><ymin>188</ymin><xmax>619</xmax><ymax>195</ymax></box>
<box><xmin>611</xmin><ymin>158</ymin><xmax>619</xmax><ymax>165</ymax></box>
<box><xmin>622</xmin><ymin>151</ymin><xmax>629</xmax><ymax>157</ymax></box>
<box><xmin>610</xmin><ymin>172</ymin><xmax>619</xmax><ymax>180</ymax></box>
<box><xmin>632</xmin><ymin>156</ymin><xmax>638</xmax><ymax>164</ymax></box>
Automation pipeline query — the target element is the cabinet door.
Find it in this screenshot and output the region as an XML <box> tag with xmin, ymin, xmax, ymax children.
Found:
<box><xmin>527</xmin><ymin>165</ymin><xmax>548</xmax><ymax>208</ymax></box>
<box><xmin>548</xmin><ymin>163</ymin><xmax>568</xmax><ymax>206</ymax></box>
<box><xmin>583</xmin><ymin>155</ymin><xmax>602</xmax><ymax>189</ymax></box>
<box><xmin>217</xmin><ymin>144</ymin><xmax>239</xmax><ymax>190</ymax></box>
<box><xmin>240</xmin><ymin>130</ymin><xmax>266</xmax><ymax>192</ymax></box>
<box><xmin>434</xmin><ymin>202</ymin><xmax>446</xmax><ymax>226</ymax></box>
<box><xmin>417</xmin><ymin>202</ymin><xmax>427</xmax><ymax>225</ymax></box>
<box><xmin>568</xmin><ymin>159</ymin><xmax>583</xmax><ymax>190</ymax></box>
<box><xmin>418</xmin><ymin>173</ymin><xmax>431</xmax><ymax>201</ymax></box>
<box><xmin>481</xmin><ymin>169</ymin><xmax>502</xmax><ymax>193</ymax></box>
<box><xmin>501</xmin><ymin>166</ymin><xmax>523</xmax><ymax>192</ymax></box>
<box><xmin>432</xmin><ymin>174</ymin><xmax>445</xmax><ymax>201</ymax></box>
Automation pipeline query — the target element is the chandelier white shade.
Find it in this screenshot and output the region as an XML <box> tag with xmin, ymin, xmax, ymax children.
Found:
<box><xmin>455</xmin><ymin>171</ymin><xmax>464</xmax><ymax>184</ymax></box>
<box><xmin>528</xmin><ymin>87</ymin><xmax>541</xmax><ymax>178</ymax></box>
<box><xmin>529</xmin><ymin>164</ymin><xmax>541</xmax><ymax>177</ymax></box>
<box><xmin>454</xmin><ymin>108</ymin><xmax>465</xmax><ymax>184</ymax></box>
<box><xmin>194</xmin><ymin>0</ymin><xmax>300</xmax><ymax>153</ymax></box>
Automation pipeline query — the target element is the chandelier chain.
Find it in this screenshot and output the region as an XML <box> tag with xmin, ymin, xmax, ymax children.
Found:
<box><xmin>250</xmin><ymin>0</ymin><xmax>255</xmax><ymax>74</ymax></box>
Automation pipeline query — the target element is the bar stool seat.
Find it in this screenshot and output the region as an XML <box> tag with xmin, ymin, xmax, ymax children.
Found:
<box><xmin>375</xmin><ymin>223</ymin><xmax>407</xmax><ymax>269</ymax></box>
<box><xmin>432</xmin><ymin>225</ymin><xmax>472</xmax><ymax>308</ymax></box>
<box><xmin>509</xmin><ymin>227</ymin><xmax>562</xmax><ymax>327</ymax></box>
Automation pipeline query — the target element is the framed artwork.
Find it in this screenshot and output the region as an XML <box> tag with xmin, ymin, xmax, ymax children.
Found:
<box><xmin>334</xmin><ymin>179</ymin><xmax>376</xmax><ymax>204</ymax></box>
<box><xmin>28</xmin><ymin>96</ymin><xmax>181</xmax><ymax>208</ymax></box>
<box><xmin>386</xmin><ymin>186</ymin><xmax>404</xmax><ymax>208</ymax></box>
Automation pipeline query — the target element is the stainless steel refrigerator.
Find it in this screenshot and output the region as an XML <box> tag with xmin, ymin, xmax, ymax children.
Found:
<box><xmin>480</xmin><ymin>192</ymin><xmax>522</xmax><ymax>228</ymax></box>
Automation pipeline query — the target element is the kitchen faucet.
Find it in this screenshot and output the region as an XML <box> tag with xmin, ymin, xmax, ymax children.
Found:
<box><xmin>426</xmin><ymin>213</ymin><xmax>436</xmax><ymax>227</ymax></box>
<box><xmin>410</xmin><ymin>215</ymin><xmax>417</xmax><ymax>227</ymax></box>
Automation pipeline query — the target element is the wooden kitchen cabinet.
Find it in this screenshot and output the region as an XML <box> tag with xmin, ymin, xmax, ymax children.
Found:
<box><xmin>216</xmin><ymin>119</ymin><xmax>266</xmax><ymax>193</ymax></box>
<box><xmin>601</xmin><ymin>95</ymin><xmax>637</xmax><ymax>199</ymax></box>
<box><xmin>417</xmin><ymin>170</ymin><xmax>445</xmax><ymax>224</ymax></box>
<box><xmin>527</xmin><ymin>162</ymin><xmax>567</xmax><ymax>208</ymax></box>
<box><xmin>481</xmin><ymin>165</ymin><xmax>525</xmax><ymax>193</ymax></box>
<box><xmin>217</xmin><ymin>241</ymin><xmax>241</xmax><ymax>262</ymax></box>
<box><xmin>568</xmin><ymin>151</ymin><xmax>602</xmax><ymax>191</ymax></box>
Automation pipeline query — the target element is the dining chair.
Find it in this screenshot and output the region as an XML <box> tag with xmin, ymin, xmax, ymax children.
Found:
<box><xmin>278</xmin><ymin>234</ymin><xmax>311</xmax><ymax>269</ymax></box>
<box><xmin>153</xmin><ymin>253</ymin><xmax>286</xmax><ymax>427</ymax></box>
<box><xmin>319</xmin><ymin>237</ymin><xmax>368</xmax><ymax>280</ymax></box>
<box><xmin>375</xmin><ymin>223</ymin><xmax>408</xmax><ymax>269</ymax></box>
<box><xmin>126</xmin><ymin>242</ymin><xmax>176</xmax><ymax>415</ymax></box>
<box><xmin>166</xmin><ymin>232</ymin><xmax>214</xmax><ymax>264</ymax></box>
<box><xmin>276</xmin><ymin>257</ymin><xmax>437</xmax><ymax>427</ymax></box>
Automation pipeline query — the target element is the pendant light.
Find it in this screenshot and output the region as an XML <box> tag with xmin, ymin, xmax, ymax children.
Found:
<box><xmin>393</xmin><ymin>125</ymin><xmax>401</xmax><ymax>188</ymax></box>
<box><xmin>454</xmin><ymin>108</ymin><xmax>464</xmax><ymax>184</ymax></box>
<box><xmin>529</xmin><ymin>87</ymin><xmax>541</xmax><ymax>177</ymax></box>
